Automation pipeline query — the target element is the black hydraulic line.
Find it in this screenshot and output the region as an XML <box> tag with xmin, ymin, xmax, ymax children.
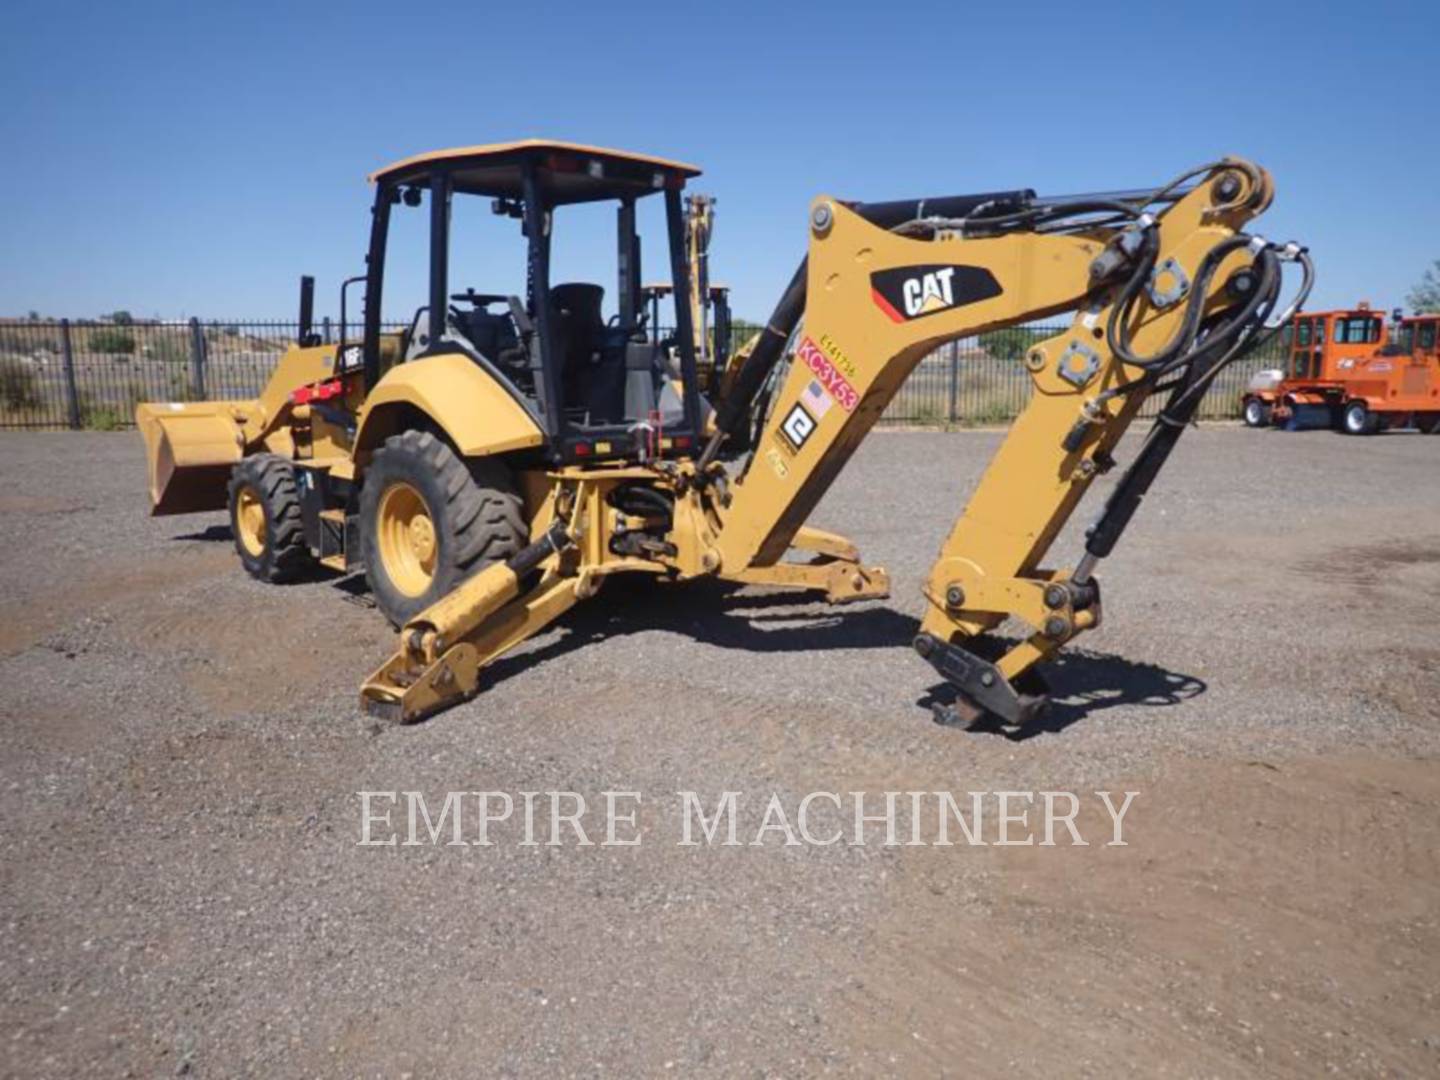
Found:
<box><xmin>1081</xmin><ymin>249</ymin><xmax>1277</xmax><ymax>564</ymax></box>
<box><xmin>700</xmin><ymin>257</ymin><xmax>808</xmax><ymax>466</ymax></box>
<box><xmin>849</xmin><ymin>189</ymin><xmax>1035</xmax><ymax>229</ymax></box>
<box><xmin>506</xmin><ymin>520</ymin><xmax>572</xmax><ymax>578</ymax></box>
<box><xmin>1079</xmin><ymin>365</ymin><xmax>1214</xmax><ymax>564</ymax></box>
<box><xmin>1030</xmin><ymin>184</ymin><xmax>1197</xmax><ymax>208</ymax></box>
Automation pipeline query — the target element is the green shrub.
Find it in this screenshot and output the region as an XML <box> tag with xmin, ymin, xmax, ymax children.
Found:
<box><xmin>91</xmin><ymin>327</ymin><xmax>136</xmax><ymax>355</ymax></box>
<box><xmin>0</xmin><ymin>356</ymin><xmax>41</xmax><ymax>410</ymax></box>
<box><xmin>82</xmin><ymin>406</ymin><xmax>126</xmax><ymax>431</ymax></box>
<box><xmin>978</xmin><ymin>327</ymin><xmax>1046</xmax><ymax>362</ymax></box>
<box><xmin>148</xmin><ymin>334</ymin><xmax>190</xmax><ymax>364</ymax></box>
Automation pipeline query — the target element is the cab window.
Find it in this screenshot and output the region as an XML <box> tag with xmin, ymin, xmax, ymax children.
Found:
<box><xmin>1335</xmin><ymin>316</ymin><xmax>1382</xmax><ymax>344</ymax></box>
<box><xmin>1296</xmin><ymin>320</ymin><xmax>1311</xmax><ymax>347</ymax></box>
<box><xmin>1421</xmin><ymin>322</ymin><xmax>1438</xmax><ymax>351</ymax></box>
<box><xmin>1400</xmin><ymin>324</ymin><xmax>1415</xmax><ymax>352</ymax></box>
<box><xmin>1315</xmin><ymin>319</ymin><xmax>1326</xmax><ymax>345</ymax></box>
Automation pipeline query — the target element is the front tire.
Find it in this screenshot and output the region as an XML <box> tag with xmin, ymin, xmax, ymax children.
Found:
<box><xmin>227</xmin><ymin>454</ymin><xmax>312</xmax><ymax>583</ymax></box>
<box><xmin>1243</xmin><ymin>398</ymin><xmax>1271</xmax><ymax>428</ymax></box>
<box><xmin>360</xmin><ymin>430</ymin><xmax>526</xmax><ymax>626</ymax></box>
<box><xmin>1342</xmin><ymin>400</ymin><xmax>1379</xmax><ymax>436</ymax></box>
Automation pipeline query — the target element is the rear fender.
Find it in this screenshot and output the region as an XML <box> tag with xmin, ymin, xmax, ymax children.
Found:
<box><xmin>1347</xmin><ymin>395</ymin><xmax>1387</xmax><ymax>412</ymax></box>
<box><xmin>354</xmin><ymin>352</ymin><xmax>545</xmax><ymax>459</ymax></box>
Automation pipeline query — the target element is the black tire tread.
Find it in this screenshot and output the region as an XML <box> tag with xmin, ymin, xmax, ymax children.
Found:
<box><xmin>361</xmin><ymin>430</ymin><xmax>525</xmax><ymax>626</ymax></box>
<box><xmin>227</xmin><ymin>454</ymin><xmax>311</xmax><ymax>583</ymax></box>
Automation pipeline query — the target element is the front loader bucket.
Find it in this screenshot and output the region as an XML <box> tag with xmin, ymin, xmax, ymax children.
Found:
<box><xmin>135</xmin><ymin>402</ymin><xmax>247</xmax><ymax>516</ymax></box>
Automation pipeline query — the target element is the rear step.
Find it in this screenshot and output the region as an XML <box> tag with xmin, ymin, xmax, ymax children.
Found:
<box><xmin>318</xmin><ymin>508</ymin><xmax>348</xmax><ymax>571</ymax></box>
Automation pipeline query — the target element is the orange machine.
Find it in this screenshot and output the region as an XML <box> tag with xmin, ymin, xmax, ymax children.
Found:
<box><xmin>1243</xmin><ymin>304</ymin><xmax>1440</xmax><ymax>433</ymax></box>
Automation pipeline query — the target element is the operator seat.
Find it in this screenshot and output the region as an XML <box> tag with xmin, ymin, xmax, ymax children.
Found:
<box><xmin>550</xmin><ymin>283</ymin><xmax>624</xmax><ymax>421</ymax></box>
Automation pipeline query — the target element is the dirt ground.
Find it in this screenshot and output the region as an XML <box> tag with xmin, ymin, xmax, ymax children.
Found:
<box><xmin>1</xmin><ymin>428</ymin><xmax>1438</xmax><ymax>1078</ymax></box>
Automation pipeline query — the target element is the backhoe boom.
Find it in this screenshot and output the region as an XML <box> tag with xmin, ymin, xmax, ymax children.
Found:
<box><xmin>358</xmin><ymin>158</ymin><xmax>1309</xmax><ymax>726</ymax></box>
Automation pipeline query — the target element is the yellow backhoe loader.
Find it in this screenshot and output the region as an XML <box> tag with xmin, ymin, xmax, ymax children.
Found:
<box><xmin>137</xmin><ymin>140</ymin><xmax>1311</xmax><ymax>726</ymax></box>
<box><xmin>639</xmin><ymin>192</ymin><xmax>736</xmax><ymax>396</ymax></box>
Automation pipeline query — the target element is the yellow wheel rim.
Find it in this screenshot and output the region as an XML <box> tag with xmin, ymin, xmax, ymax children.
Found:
<box><xmin>236</xmin><ymin>485</ymin><xmax>266</xmax><ymax>557</ymax></box>
<box><xmin>377</xmin><ymin>481</ymin><xmax>437</xmax><ymax>597</ymax></box>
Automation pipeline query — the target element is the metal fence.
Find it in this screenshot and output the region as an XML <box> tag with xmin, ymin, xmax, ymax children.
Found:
<box><xmin>0</xmin><ymin>317</ymin><xmax>1286</xmax><ymax>431</ymax></box>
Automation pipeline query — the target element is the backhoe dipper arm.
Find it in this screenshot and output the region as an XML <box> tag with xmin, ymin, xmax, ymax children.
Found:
<box><xmin>706</xmin><ymin>160</ymin><xmax>1302</xmax><ymax>725</ymax></box>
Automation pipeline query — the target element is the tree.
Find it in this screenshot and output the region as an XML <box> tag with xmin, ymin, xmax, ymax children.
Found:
<box><xmin>979</xmin><ymin>326</ymin><xmax>1045</xmax><ymax>362</ymax></box>
<box><xmin>111</xmin><ymin>310</ymin><xmax>134</xmax><ymax>326</ymax></box>
<box><xmin>1408</xmin><ymin>261</ymin><xmax>1440</xmax><ymax>314</ymax></box>
<box><xmin>91</xmin><ymin>327</ymin><xmax>136</xmax><ymax>355</ymax></box>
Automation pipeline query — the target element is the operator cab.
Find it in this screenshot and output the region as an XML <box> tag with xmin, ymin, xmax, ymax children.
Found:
<box><xmin>1393</xmin><ymin>315</ymin><xmax>1439</xmax><ymax>361</ymax></box>
<box><xmin>1283</xmin><ymin>306</ymin><xmax>1384</xmax><ymax>382</ymax></box>
<box><xmin>359</xmin><ymin>140</ymin><xmax>705</xmax><ymax>463</ymax></box>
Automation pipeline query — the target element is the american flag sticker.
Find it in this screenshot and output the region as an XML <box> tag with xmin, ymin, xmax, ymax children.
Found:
<box><xmin>800</xmin><ymin>378</ymin><xmax>833</xmax><ymax>418</ymax></box>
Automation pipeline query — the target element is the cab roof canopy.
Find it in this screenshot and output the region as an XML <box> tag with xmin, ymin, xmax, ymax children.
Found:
<box><xmin>369</xmin><ymin>139</ymin><xmax>701</xmax><ymax>206</ymax></box>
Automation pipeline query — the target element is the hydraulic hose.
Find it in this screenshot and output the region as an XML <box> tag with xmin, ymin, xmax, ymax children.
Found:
<box><xmin>1074</xmin><ymin>239</ymin><xmax>1312</xmax><ymax>585</ymax></box>
<box><xmin>699</xmin><ymin>258</ymin><xmax>807</xmax><ymax>468</ymax></box>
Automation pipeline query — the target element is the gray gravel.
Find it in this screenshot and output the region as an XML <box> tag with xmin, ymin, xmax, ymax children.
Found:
<box><xmin>1</xmin><ymin>427</ymin><xmax>1437</xmax><ymax>1077</ymax></box>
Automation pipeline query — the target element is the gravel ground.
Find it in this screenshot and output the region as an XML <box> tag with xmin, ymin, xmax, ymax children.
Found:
<box><xmin>1</xmin><ymin>427</ymin><xmax>1438</xmax><ymax>1078</ymax></box>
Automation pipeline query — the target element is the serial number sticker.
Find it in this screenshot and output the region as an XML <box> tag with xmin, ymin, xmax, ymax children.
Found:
<box><xmin>797</xmin><ymin>336</ymin><xmax>859</xmax><ymax>412</ymax></box>
<box><xmin>765</xmin><ymin>446</ymin><xmax>790</xmax><ymax>479</ymax></box>
<box><xmin>800</xmin><ymin>378</ymin><xmax>833</xmax><ymax>418</ymax></box>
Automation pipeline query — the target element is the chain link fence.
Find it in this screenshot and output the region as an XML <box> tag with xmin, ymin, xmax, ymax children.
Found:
<box><xmin>0</xmin><ymin>318</ymin><xmax>1285</xmax><ymax>431</ymax></box>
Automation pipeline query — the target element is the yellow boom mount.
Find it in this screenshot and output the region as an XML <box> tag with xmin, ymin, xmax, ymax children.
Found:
<box><xmin>361</xmin><ymin>159</ymin><xmax>1310</xmax><ymax>726</ymax></box>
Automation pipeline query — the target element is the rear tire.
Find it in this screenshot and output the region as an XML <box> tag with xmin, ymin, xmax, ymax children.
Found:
<box><xmin>1342</xmin><ymin>400</ymin><xmax>1379</xmax><ymax>436</ymax></box>
<box><xmin>1419</xmin><ymin>414</ymin><xmax>1440</xmax><ymax>434</ymax></box>
<box><xmin>360</xmin><ymin>430</ymin><xmax>526</xmax><ymax>627</ymax></box>
<box><xmin>227</xmin><ymin>454</ymin><xmax>312</xmax><ymax>583</ymax></box>
<box><xmin>1242</xmin><ymin>398</ymin><xmax>1271</xmax><ymax>428</ymax></box>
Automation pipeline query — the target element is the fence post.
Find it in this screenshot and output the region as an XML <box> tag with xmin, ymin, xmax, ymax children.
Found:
<box><xmin>59</xmin><ymin>319</ymin><xmax>82</xmax><ymax>429</ymax></box>
<box><xmin>322</xmin><ymin>316</ymin><xmax>332</xmax><ymax>344</ymax></box>
<box><xmin>188</xmin><ymin>317</ymin><xmax>208</xmax><ymax>401</ymax></box>
<box><xmin>947</xmin><ymin>341</ymin><xmax>960</xmax><ymax>424</ymax></box>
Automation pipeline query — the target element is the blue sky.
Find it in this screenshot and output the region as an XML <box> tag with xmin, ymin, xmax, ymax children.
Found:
<box><xmin>2</xmin><ymin>0</ymin><xmax>1435</xmax><ymax>322</ymax></box>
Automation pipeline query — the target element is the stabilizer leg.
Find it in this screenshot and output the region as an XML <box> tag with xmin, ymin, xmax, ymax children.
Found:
<box><xmin>360</xmin><ymin>522</ymin><xmax>584</xmax><ymax>723</ymax></box>
<box><xmin>718</xmin><ymin>525</ymin><xmax>890</xmax><ymax>602</ymax></box>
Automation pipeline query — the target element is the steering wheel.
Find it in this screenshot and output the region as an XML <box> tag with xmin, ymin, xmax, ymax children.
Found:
<box><xmin>450</xmin><ymin>289</ymin><xmax>509</xmax><ymax>307</ymax></box>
